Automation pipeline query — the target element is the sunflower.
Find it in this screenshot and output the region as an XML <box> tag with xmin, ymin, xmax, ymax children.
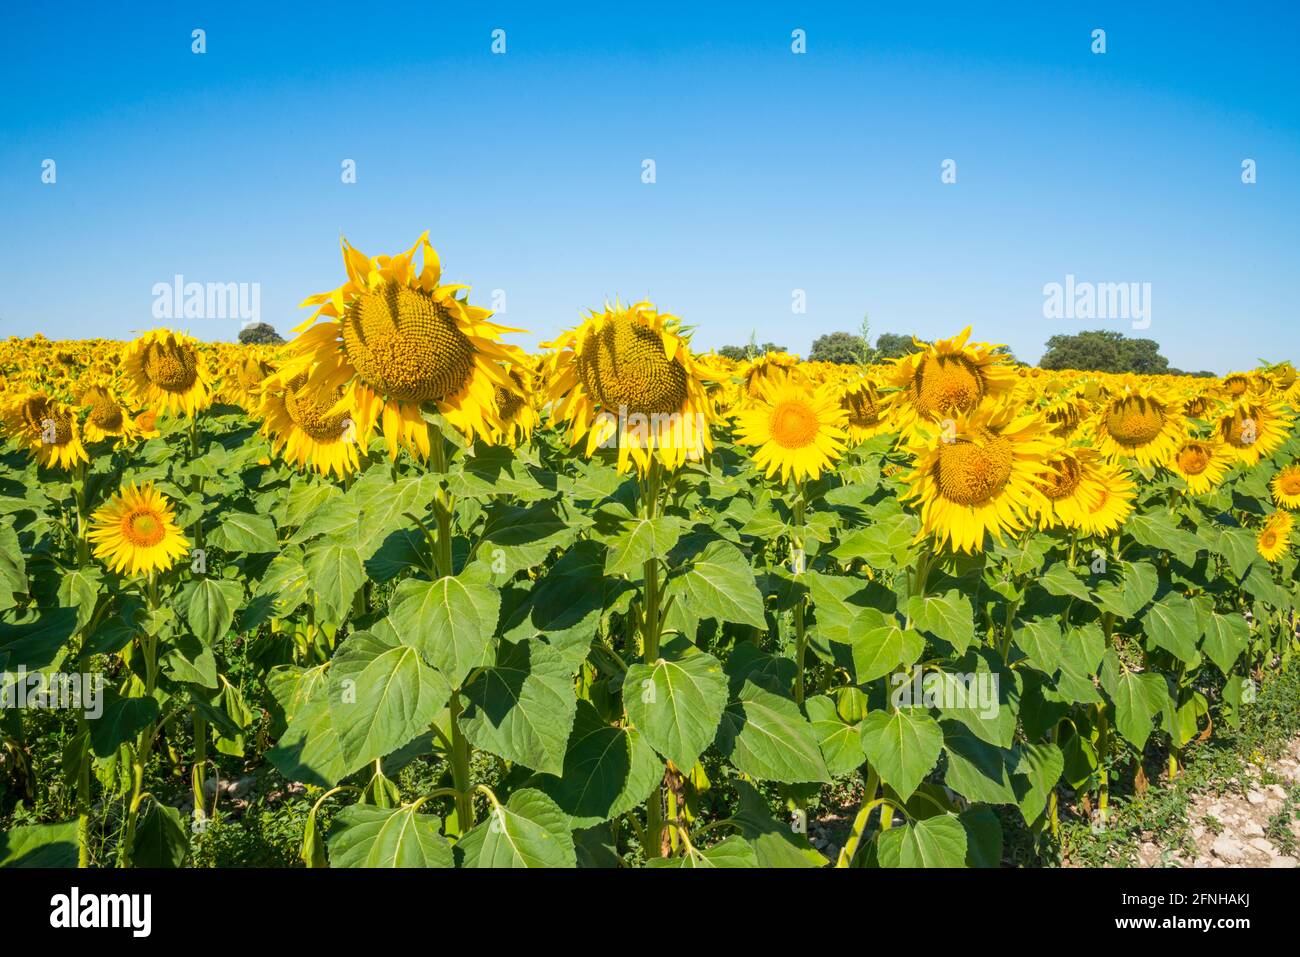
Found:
<box><xmin>1028</xmin><ymin>447</ymin><xmax>1114</xmax><ymax>532</ymax></box>
<box><xmin>736</xmin><ymin>351</ymin><xmax>803</xmax><ymax>406</ymax></box>
<box><xmin>122</xmin><ymin>329</ymin><xmax>212</xmax><ymax>417</ymax></box>
<box><xmin>882</xmin><ymin>327</ymin><xmax>1017</xmax><ymax>437</ymax></box>
<box><xmin>1221</xmin><ymin>373</ymin><xmax>1250</xmax><ymax>399</ymax></box>
<box><xmin>833</xmin><ymin>375</ymin><xmax>892</xmax><ymax>445</ymax></box>
<box><xmin>901</xmin><ymin>402</ymin><xmax>1051</xmax><ymax>553</ymax></box>
<box><xmin>489</xmin><ymin>360</ymin><xmax>540</xmax><ymax>448</ymax></box>
<box><xmin>87</xmin><ymin>481</ymin><xmax>190</xmax><ymax>576</ymax></box>
<box><xmin>1215</xmin><ymin>397</ymin><xmax>1293</xmax><ymax>467</ymax></box>
<box><xmin>283</xmin><ymin>233</ymin><xmax>525</xmax><ymax>459</ymax></box>
<box><xmin>78</xmin><ymin>383</ymin><xmax>140</xmax><ymax>445</ymax></box>
<box><xmin>732</xmin><ymin>378</ymin><xmax>848</xmax><ymax>484</ymax></box>
<box><xmin>543</xmin><ymin>301</ymin><xmax>714</xmax><ymax>475</ymax></box>
<box><xmin>2</xmin><ymin>391</ymin><xmax>89</xmax><ymax>470</ymax></box>
<box><xmin>1256</xmin><ymin>511</ymin><xmax>1293</xmax><ymax>563</ymax></box>
<box><xmin>1077</xmin><ymin>459</ymin><xmax>1136</xmax><ymax>536</ymax></box>
<box><xmin>1271</xmin><ymin>465</ymin><xmax>1300</xmax><ymax>509</ymax></box>
<box><xmin>1092</xmin><ymin>384</ymin><xmax>1185</xmax><ymax>467</ymax></box>
<box><xmin>259</xmin><ymin>371</ymin><xmax>374</xmax><ymax>479</ymax></box>
<box><xmin>1041</xmin><ymin>393</ymin><xmax>1092</xmax><ymax>440</ymax></box>
<box><xmin>1167</xmin><ymin>439</ymin><xmax>1232</xmax><ymax>495</ymax></box>
<box><xmin>227</xmin><ymin>354</ymin><xmax>277</xmax><ymax>412</ymax></box>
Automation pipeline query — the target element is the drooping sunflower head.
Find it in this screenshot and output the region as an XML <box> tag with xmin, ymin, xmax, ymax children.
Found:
<box><xmin>901</xmin><ymin>402</ymin><xmax>1051</xmax><ymax>553</ymax></box>
<box><xmin>258</xmin><ymin>370</ymin><xmax>374</xmax><ymax>480</ymax></box>
<box><xmin>284</xmin><ymin>233</ymin><xmax>525</xmax><ymax>459</ymax></box>
<box><xmin>1221</xmin><ymin>373</ymin><xmax>1250</xmax><ymax>399</ymax></box>
<box><xmin>2</xmin><ymin>391</ymin><xmax>89</xmax><ymax>470</ymax></box>
<box><xmin>76</xmin><ymin>382</ymin><xmax>139</xmax><ymax>446</ymax></box>
<box><xmin>1041</xmin><ymin>392</ymin><xmax>1092</xmax><ymax>439</ymax></box>
<box><xmin>732</xmin><ymin>378</ymin><xmax>849</xmax><ymax>484</ymax></box>
<box><xmin>489</xmin><ymin>358</ymin><xmax>541</xmax><ymax>448</ymax></box>
<box><xmin>122</xmin><ymin>330</ymin><xmax>212</xmax><ymax>418</ymax></box>
<box><xmin>227</xmin><ymin>353</ymin><xmax>277</xmax><ymax>411</ymax></box>
<box><xmin>1270</xmin><ymin>464</ymin><xmax>1300</xmax><ymax>510</ymax></box>
<box><xmin>543</xmin><ymin>301</ymin><xmax>713</xmax><ymax>475</ymax></box>
<box><xmin>833</xmin><ymin>375</ymin><xmax>892</xmax><ymax>445</ymax></box>
<box><xmin>1167</xmin><ymin>439</ymin><xmax>1231</xmax><ymax>496</ymax></box>
<box><xmin>87</xmin><ymin>481</ymin><xmax>190</xmax><ymax>576</ymax></box>
<box><xmin>1182</xmin><ymin>390</ymin><xmax>1217</xmax><ymax>420</ymax></box>
<box><xmin>736</xmin><ymin>351</ymin><xmax>804</xmax><ymax>405</ymax></box>
<box><xmin>883</xmin><ymin>327</ymin><xmax>1017</xmax><ymax>437</ymax></box>
<box><xmin>1257</xmin><ymin>510</ymin><xmax>1294</xmax><ymax>563</ymax></box>
<box><xmin>1215</xmin><ymin>397</ymin><xmax>1293</xmax><ymax>467</ymax></box>
<box><xmin>1091</xmin><ymin>384</ymin><xmax>1185</xmax><ymax>467</ymax></box>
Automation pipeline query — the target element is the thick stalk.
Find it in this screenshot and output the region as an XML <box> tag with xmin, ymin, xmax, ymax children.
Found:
<box><xmin>639</xmin><ymin>459</ymin><xmax>666</xmax><ymax>856</ymax></box>
<box><xmin>792</xmin><ymin>489</ymin><xmax>808</xmax><ymax>706</ymax></box>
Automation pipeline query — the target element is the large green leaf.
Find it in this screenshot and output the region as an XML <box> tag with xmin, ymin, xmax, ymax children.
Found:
<box><xmin>458</xmin><ymin>788</ymin><xmax>577</xmax><ymax>868</ymax></box>
<box><xmin>536</xmin><ymin>701</ymin><xmax>663</xmax><ymax>829</ymax></box>
<box><xmin>209</xmin><ymin>510</ymin><xmax>278</xmax><ymax>553</ymax></box>
<box><xmin>905</xmin><ymin>591</ymin><xmax>975</xmax><ymax>655</ymax></box>
<box><xmin>844</xmin><ymin>620</ymin><xmax>925</xmax><ymax>683</ymax></box>
<box><xmin>1195</xmin><ymin>599</ymin><xmax>1250</xmax><ymax>674</ymax></box>
<box><xmin>731</xmin><ymin>780</ymin><xmax>827</xmax><ymax>867</ymax></box>
<box><xmin>1099</xmin><ymin>651</ymin><xmax>1166</xmax><ymax>749</ymax></box>
<box><xmin>328</xmin><ymin>628</ymin><xmax>452</xmax><ymax>769</ymax></box>
<box><xmin>715</xmin><ymin>680</ymin><xmax>830</xmax><ymax>784</ymax></box>
<box><xmin>306</xmin><ymin>540</ymin><xmax>366</xmax><ymax>622</ymax></box>
<box><xmin>327</xmin><ymin>804</ymin><xmax>453</xmax><ymax>867</ymax></box>
<box><xmin>0</xmin><ymin>820</ymin><xmax>78</xmax><ymax>867</ymax></box>
<box><xmin>876</xmin><ymin>812</ymin><xmax>968</xmax><ymax>868</ymax></box>
<box><xmin>667</xmin><ymin>541</ymin><xmax>766</xmax><ymax>628</ymax></box>
<box><xmin>859</xmin><ymin>708</ymin><xmax>943</xmax><ymax>801</ymax></box>
<box><xmin>1142</xmin><ymin>594</ymin><xmax>1202</xmax><ymax>665</ymax></box>
<box><xmin>805</xmin><ymin>694</ymin><xmax>865</xmax><ymax>777</ymax></box>
<box><xmin>131</xmin><ymin>802</ymin><xmax>189</xmax><ymax>868</ymax></box>
<box><xmin>183</xmin><ymin>577</ymin><xmax>243</xmax><ymax>645</ymax></box>
<box><xmin>623</xmin><ymin>650</ymin><xmax>728</xmax><ymax>770</ymax></box>
<box><xmin>389</xmin><ymin>575</ymin><xmax>500</xmax><ymax>687</ymax></box>
<box><xmin>460</xmin><ymin>639</ymin><xmax>578</xmax><ymax>776</ymax></box>
<box><xmin>646</xmin><ymin>835</ymin><xmax>759</xmax><ymax>868</ymax></box>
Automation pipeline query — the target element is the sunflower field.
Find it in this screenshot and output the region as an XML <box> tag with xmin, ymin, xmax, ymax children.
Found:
<box><xmin>3</xmin><ymin>233</ymin><xmax>1300</xmax><ymax>869</ymax></box>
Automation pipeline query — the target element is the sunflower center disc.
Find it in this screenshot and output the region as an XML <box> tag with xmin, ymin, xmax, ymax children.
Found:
<box><xmin>935</xmin><ymin>430</ymin><xmax>1014</xmax><ymax>506</ymax></box>
<box><xmin>342</xmin><ymin>283</ymin><xmax>477</xmax><ymax>403</ymax></box>
<box><xmin>1176</xmin><ymin>444</ymin><xmax>1211</xmax><ymax>475</ymax></box>
<box><xmin>843</xmin><ymin>390</ymin><xmax>879</xmax><ymax>428</ymax></box>
<box><xmin>495</xmin><ymin>385</ymin><xmax>524</xmax><ymax>423</ymax></box>
<box><xmin>284</xmin><ymin>376</ymin><xmax>349</xmax><ymax>442</ymax></box>
<box><xmin>1282</xmin><ymin>474</ymin><xmax>1300</xmax><ymax>496</ymax></box>
<box><xmin>143</xmin><ymin>342</ymin><xmax>199</xmax><ymax>392</ymax></box>
<box><xmin>122</xmin><ymin>509</ymin><xmax>166</xmax><ymax>547</ymax></box>
<box><xmin>769</xmin><ymin>399</ymin><xmax>820</xmax><ymax>449</ymax></box>
<box><xmin>1105</xmin><ymin>397</ymin><xmax>1165</xmax><ymax>446</ymax></box>
<box><xmin>1224</xmin><ymin>412</ymin><xmax>1257</xmax><ymax>448</ymax></box>
<box><xmin>91</xmin><ymin>398</ymin><xmax>123</xmax><ymax>431</ymax></box>
<box><xmin>576</xmin><ymin>315</ymin><xmax>688</xmax><ymax>416</ymax></box>
<box><xmin>1039</xmin><ymin>457</ymin><xmax>1082</xmax><ymax>500</ymax></box>
<box><xmin>914</xmin><ymin>355</ymin><xmax>984</xmax><ymax>416</ymax></box>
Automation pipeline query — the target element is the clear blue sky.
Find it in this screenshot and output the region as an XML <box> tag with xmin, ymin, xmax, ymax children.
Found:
<box><xmin>2</xmin><ymin>1</ymin><xmax>1297</xmax><ymax>373</ymax></box>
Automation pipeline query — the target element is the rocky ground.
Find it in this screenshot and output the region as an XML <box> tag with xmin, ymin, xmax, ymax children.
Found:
<box><xmin>1135</xmin><ymin>736</ymin><xmax>1300</xmax><ymax>868</ymax></box>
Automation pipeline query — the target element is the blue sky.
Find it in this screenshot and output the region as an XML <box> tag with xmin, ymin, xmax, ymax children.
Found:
<box><xmin>1</xmin><ymin>1</ymin><xmax>1297</xmax><ymax>373</ymax></box>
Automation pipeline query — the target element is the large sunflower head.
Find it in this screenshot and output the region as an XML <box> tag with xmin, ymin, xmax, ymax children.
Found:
<box><xmin>2</xmin><ymin>391</ymin><xmax>89</xmax><ymax>470</ymax></box>
<box><xmin>1257</xmin><ymin>510</ymin><xmax>1294</xmax><ymax>563</ymax></box>
<box><xmin>1091</xmin><ymin>383</ymin><xmax>1185</xmax><ymax>467</ymax></box>
<box><xmin>901</xmin><ymin>402</ymin><xmax>1051</xmax><ymax>553</ymax></box>
<box><xmin>76</xmin><ymin>382</ymin><xmax>140</xmax><ymax>446</ymax></box>
<box><xmin>1271</xmin><ymin>465</ymin><xmax>1300</xmax><ymax>510</ymax></box>
<box><xmin>283</xmin><ymin>234</ymin><xmax>525</xmax><ymax>459</ymax></box>
<box><xmin>1167</xmin><ymin>438</ymin><xmax>1232</xmax><ymax>496</ymax></box>
<box><xmin>543</xmin><ymin>301</ymin><xmax>713</xmax><ymax>475</ymax></box>
<box><xmin>122</xmin><ymin>329</ymin><xmax>212</xmax><ymax>418</ymax></box>
<box><xmin>87</xmin><ymin>481</ymin><xmax>190</xmax><ymax>576</ymax></box>
<box><xmin>1028</xmin><ymin>447</ymin><xmax>1123</xmax><ymax>533</ymax></box>
<box><xmin>732</xmin><ymin>378</ymin><xmax>848</xmax><ymax>484</ymax></box>
<box><xmin>883</xmin><ymin>327</ymin><xmax>1017</xmax><ymax>437</ymax></box>
<box><xmin>1215</xmin><ymin>397</ymin><xmax>1293</xmax><ymax>467</ymax></box>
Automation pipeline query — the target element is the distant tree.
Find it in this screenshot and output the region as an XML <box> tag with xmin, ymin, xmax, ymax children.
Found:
<box><xmin>809</xmin><ymin>331</ymin><xmax>869</xmax><ymax>364</ymax></box>
<box><xmin>717</xmin><ymin>345</ymin><xmax>748</xmax><ymax>361</ymax></box>
<box><xmin>1038</xmin><ymin>329</ymin><xmax>1170</xmax><ymax>374</ymax></box>
<box><xmin>716</xmin><ymin>338</ymin><xmax>787</xmax><ymax>361</ymax></box>
<box><xmin>992</xmin><ymin>344</ymin><xmax>1019</xmax><ymax>364</ymax></box>
<box><xmin>874</xmin><ymin>333</ymin><xmax>923</xmax><ymax>360</ymax></box>
<box><xmin>238</xmin><ymin>322</ymin><xmax>284</xmax><ymax>345</ymax></box>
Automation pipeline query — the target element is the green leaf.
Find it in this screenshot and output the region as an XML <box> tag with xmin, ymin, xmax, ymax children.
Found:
<box><xmin>305</xmin><ymin>540</ymin><xmax>366</xmax><ymax>622</ymax></box>
<box><xmin>940</xmin><ymin>721</ymin><xmax>1017</xmax><ymax>805</ymax></box>
<box><xmin>646</xmin><ymin>835</ymin><xmax>759</xmax><ymax>868</ymax></box>
<box><xmin>536</xmin><ymin>701</ymin><xmax>663</xmax><ymax>829</ymax></box>
<box><xmin>460</xmin><ymin>639</ymin><xmax>578</xmax><ymax>776</ymax></box>
<box><xmin>859</xmin><ymin>708</ymin><xmax>943</xmax><ymax>801</ymax></box>
<box><xmin>1195</xmin><ymin>599</ymin><xmax>1250</xmax><ymax>674</ymax></box>
<box><xmin>1013</xmin><ymin>617</ymin><xmax>1064</xmax><ymax>674</ymax></box>
<box><xmin>805</xmin><ymin>694</ymin><xmax>865</xmax><ymax>777</ymax></box>
<box><xmin>1011</xmin><ymin>742</ymin><xmax>1064</xmax><ymax>824</ymax></box>
<box><xmin>623</xmin><ymin>650</ymin><xmax>728</xmax><ymax>771</ymax></box>
<box><xmin>0</xmin><ymin>820</ymin><xmax>78</xmax><ymax>867</ymax></box>
<box><xmin>906</xmin><ymin>590</ymin><xmax>975</xmax><ymax>655</ymax></box>
<box><xmin>1142</xmin><ymin>594</ymin><xmax>1202</xmax><ymax>665</ymax></box>
<box><xmin>131</xmin><ymin>802</ymin><xmax>189</xmax><ymax>868</ymax></box>
<box><xmin>715</xmin><ymin>680</ymin><xmax>830</xmax><ymax>784</ymax></box>
<box><xmin>183</xmin><ymin>577</ymin><xmax>243</xmax><ymax>645</ymax></box>
<box><xmin>89</xmin><ymin>692</ymin><xmax>160</xmax><ymax>758</ymax></box>
<box><xmin>667</xmin><ymin>541</ymin><xmax>766</xmax><ymax>628</ymax></box>
<box><xmin>731</xmin><ymin>780</ymin><xmax>827</xmax><ymax>867</ymax></box>
<box><xmin>1215</xmin><ymin>527</ymin><xmax>1259</xmax><ymax>579</ymax></box>
<box><xmin>458</xmin><ymin>788</ymin><xmax>577</xmax><ymax>868</ymax></box>
<box><xmin>1037</xmin><ymin>563</ymin><xmax>1093</xmax><ymax>602</ymax></box>
<box><xmin>327</xmin><ymin>804</ymin><xmax>453</xmax><ymax>867</ymax></box>
<box><xmin>831</xmin><ymin>512</ymin><xmax>918</xmax><ymax>567</ymax></box>
<box><xmin>389</xmin><ymin>575</ymin><xmax>501</xmax><ymax>687</ymax></box>
<box><xmin>328</xmin><ymin>628</ymin><xmax>452</xmax><ymax>770</ymax></box>
<box><xmin>602</xmin><ymin>513</ymin><xmax>684</xmax><ymax>578</ymax></box>
<box><xmin>208</xmin><ymin>510</ymin><xmax>278</xmax><ymax>553</ymax></box>
<box><xmin>266</xmin><ymin>666</ymin><xmax>349</xmax><ymax>787</ymax></box>
<box><xmin>1093</xmin><ymin>561</ymin><xmax>1158</xmax><ymax>618</ymax></box>
<box><xmin>876</xmin><ymin>813</ymin><xmax>968</xmax><ymax>868</ymax></box>
<box><xmin>845</xmin><ymin>621</ymin><xmax>925</xmax><ymax>683</ymax></box>
<box><xmin>1099</xmin><ymin>651</ymin><xmax>1165</xmax><ymax>750</ymax></box>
